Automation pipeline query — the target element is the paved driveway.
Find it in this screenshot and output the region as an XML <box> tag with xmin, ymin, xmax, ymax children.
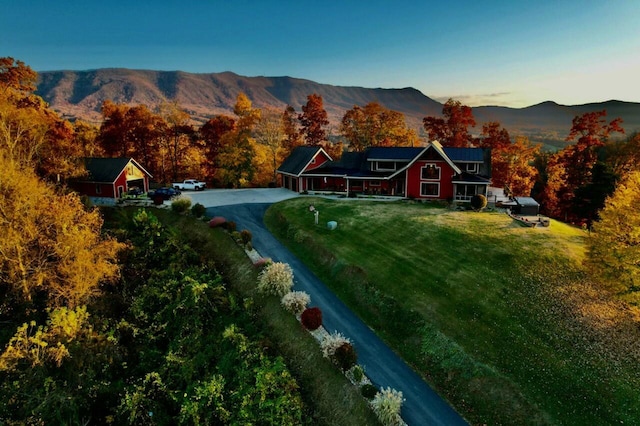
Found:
<box><xmin>200</xmin><ymin>189</ymin><xmax>467</xmax><ymax>426</ymax></box>
<box><xmin>186</xmin><ymin>187</ymin><xmax>300</xmax><ymax>207</ymax></box>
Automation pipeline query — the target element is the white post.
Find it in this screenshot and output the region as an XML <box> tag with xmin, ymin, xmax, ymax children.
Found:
<box><xmin>314</xmin><ymin>210</ymin><xmax>319</xmax><ymax>225</ymax></box>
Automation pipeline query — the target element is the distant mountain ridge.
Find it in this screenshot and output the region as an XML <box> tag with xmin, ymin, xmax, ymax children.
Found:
<box><xmin>36</xmin><ymin>69</ymin><xmax>640</xmax><ymax>148</ymax></box>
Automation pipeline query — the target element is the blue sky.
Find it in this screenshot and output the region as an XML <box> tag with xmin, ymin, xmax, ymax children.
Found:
<box><xmin>3</xmin><ymin>0</ymin><xmax>639</xmax><ymax>107</ymax></box>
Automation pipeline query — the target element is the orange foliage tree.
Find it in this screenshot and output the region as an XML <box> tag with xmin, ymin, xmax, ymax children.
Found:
<box><xmin>340</xmin><ymin>102</ymin><xmax>418</xmax><ymax>151</ymax></box>
<box><xmin>199</xmin><ymin>114</ymin><xmax>236</xmax><ymax>184</ymax></box>
<box><xmin>0</xmin><ymin>58</ymin><xmax>85</xmax><ymax>181</ymax></box>
<box><xmin>281</xmin><ymin>105</ymin><xmax>304</xmax><ymax>158</ymax></box>
<box><xmin>423</xmin><ymin>98</ymin><xmax>476</xmax><ymax>147</ymax></box>
<box><xmin>298</xmin><ymin>94</ymin><xmax>329</xmax><ymax>146</ymax></box>
<box><xmin>541</xmin><ymin>111</ymin><xmax>624</xmax><ymax>221</ymax></box>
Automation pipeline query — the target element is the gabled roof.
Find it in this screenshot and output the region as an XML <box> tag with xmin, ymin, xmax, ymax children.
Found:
<box><xmin>81</xmin><ymin>158</ymin><xmax>152</xmax><ymax>183</ymax></box>
<box><xmin>277</xmin><ymin>146</ymin><xmax>331</xmax><ymax>176</ymax></box>
<box><xmin>390</xmin><ymin>143</ymin><xmax>461</xmax><ymax>178</ymax></box>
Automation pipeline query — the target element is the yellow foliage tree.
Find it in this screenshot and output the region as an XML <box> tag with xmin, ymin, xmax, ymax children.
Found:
<box><xmin>0</xmin><ymin>154</ymin><xmax>125</xmax><ymax>309</ymax></box>
<box><xmin>587</xmin><ymin>170</ymin><xmax>640</xmax><ymax>302</ymax></box>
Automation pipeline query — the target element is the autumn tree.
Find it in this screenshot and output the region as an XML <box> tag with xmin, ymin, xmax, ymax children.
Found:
<box><xmin>216</xmin><ymin>93</ymin><xmax>260</xmax><ymax>187</ymax></box>
<box><xmin>73</xmin><ymin>120</ymin><xmax>103</xmax><ymax>157</ymax></box>
<box><xmin>587</xmin><ymin>170</ymin><xmax>640</xmax><ymax>303</ymax></box>
<box><xmin>505</xmin><ymin>136</ymin><xmax>541</xmax><ymax>196</ymax></box>
<box><xmin>97</xmin><ymin>102</ymin><xmax>167</xmax><ymax>179</ymax></box>
<box><xmin>0</xmin><ymin>154</ymin><xmax>125</xmax><ymax>311</ymax></box>
<box><xmin>478</xmin><ymin>123</ymin><xmax>539</xmax><ymax>196</ymax></box>
<box><xmin>255</xmin><ymin>108</ymin><xmax>285</xmax><ymax>185</ymax></box>
<box><xmin>340</xmin><ymin>102</ymin><xmax>418</xmax><ymax>151</ymax></box>
<box><xmin>541</xmin><ymin>111</ymin><xmax>624</xmax><ymax>222</ymax></box>
<box><xmin>0</xmin><ymin>59</ymin><xmax>84</xmax><ymax>181</ymax></box>
<box><xmin>299</xmin><ymin>94</ymin><xmax>329</xmax><ymax>146</ymax></box>
<box><xmin>281</xmin><ymin>105</ymin><xmax>303</xmax><ymax>157</ymax></box>
<box><xmin>423</xmin><ymin>98</ymin><xmax>476</xmax><ymax>147</ymax></box>
<box><xmin>0</xmin><ymin>57</ymin><xmax>37</xmax><ymax>93</ymax></box>
<box><xmin>157</xmin><ymin>101</ymin><xmax>196</xmax><ymax>182</ymax></box>
<box><xmin>200</xmin><ymin>115</ymin><xmax>235</xmax><ymax>183</ymax></box>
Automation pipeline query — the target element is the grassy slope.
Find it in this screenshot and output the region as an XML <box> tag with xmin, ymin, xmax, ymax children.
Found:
<box><xmin>142</xmin><ymin>208</ymin><xmax>381</xmax><ymax>426</ymax></box>
<box><xmin>264</xmin><ymin>198</ymin><xmax>640</xmax><ymax>425</ymax></box>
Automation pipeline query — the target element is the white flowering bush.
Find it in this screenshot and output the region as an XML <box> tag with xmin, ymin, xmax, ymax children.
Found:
<box><xmin>257</xmin><ymin>262</ymin><xmax>294</xmax><ymax>297</ymax></box>
<box><xmin>371</xmin><ymin>387</ymin><xmax>405</xmax><ymax>426</ymax></box>
<box><xmin>280</xmin><ymin>291</ymin><xmax>310</xmax><ymax>315</ymax></box>
<box><xmin>320</xmin><ymin>331</ymin><xmax>351</xmax><ymax>359</ymax></box>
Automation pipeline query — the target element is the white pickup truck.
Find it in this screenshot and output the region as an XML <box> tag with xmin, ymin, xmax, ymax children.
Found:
<box><xmin>172</xmin><ymin>179</ymin><xmax>206</xmax><ymax>191</ymax></box>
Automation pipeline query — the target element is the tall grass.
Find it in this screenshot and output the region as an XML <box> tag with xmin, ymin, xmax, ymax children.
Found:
<box><xmin>265</xmin><ymin>197</ymin><xmax>640</xmax><ymax>425</ymax></box>
<box><xmin>145</xmin><ymin>208</ymin><xmax>381</xmax><ymax>426</ymax></box>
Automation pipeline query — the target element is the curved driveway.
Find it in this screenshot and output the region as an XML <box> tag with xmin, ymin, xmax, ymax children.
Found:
<box><xmin>191</xmin><ymin>189</ymin><xmax>467</xmax><ymax>426</ymax></box>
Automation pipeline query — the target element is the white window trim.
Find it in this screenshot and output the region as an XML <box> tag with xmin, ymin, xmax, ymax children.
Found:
<box><xmin>420</xmin><ymin>182</ymin><xmax>440</xmax><ymax>197</ymax></box>
<box><xmin>421</xmin><ymin>163</ymin><xmax>441</xmax><ymax>180</ymax></box>
<box><xmin>466</xmin><ymin>163</ymin><xmax>479</xmax><ymax>173</ymax></box>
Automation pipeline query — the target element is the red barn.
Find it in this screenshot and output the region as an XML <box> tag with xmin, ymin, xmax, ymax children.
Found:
<box><xmin>277</xmin><ymin>142</ymin><xmax>491</xmax><ymax>202</ymax></box>
<box><xmin>70</xmin><ymin>158</ymin><xmax>152</xmax><ymax>205</ymax></box>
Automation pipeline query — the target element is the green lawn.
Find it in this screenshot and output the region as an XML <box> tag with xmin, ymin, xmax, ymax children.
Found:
<box><xmin>265</xmin><ymin>198</ymin><xmax>640</xmax><ymax>425</ymax></box>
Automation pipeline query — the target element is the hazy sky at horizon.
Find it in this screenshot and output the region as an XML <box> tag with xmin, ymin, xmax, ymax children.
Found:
<box><xmin>3</xmin><ymin>0</ymin><xmax>639</xmax><ymax>107</ymax></box>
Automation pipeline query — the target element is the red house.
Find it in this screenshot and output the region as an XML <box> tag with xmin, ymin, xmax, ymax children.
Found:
<box><xmin>277</xmin><ymin>142</ymin><xmax>491</xmax><ymax>202</ymax></box>
<box><xmin>70</xmin><ymin>158</ymin><xmax>152</xmax><ymax>205</ymax></box>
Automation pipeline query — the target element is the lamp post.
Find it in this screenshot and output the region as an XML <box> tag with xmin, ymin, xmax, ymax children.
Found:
<box><xmin>309</xmin><ymin>204</ymin><xmax>319</xmax><ymax>225</ymax></box>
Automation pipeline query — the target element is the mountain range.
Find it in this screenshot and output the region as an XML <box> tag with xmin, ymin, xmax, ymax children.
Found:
<box><xmin>36</xmin><ymin>69</ymin><xmax>640</xmax><ymax>148</ymax></box>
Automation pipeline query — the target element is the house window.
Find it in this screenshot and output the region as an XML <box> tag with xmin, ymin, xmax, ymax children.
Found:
<box><xmin>466</xmin><ymin>163</ymin><xmax>479</xmax><ymax>173</ymax></box>
<box><xmin>421</xmin><ymin>164</ymin><xmax>440</xmax><ymax>180</ymax></box>
<box><xmin>310</xmin><ymin>158</ymin><xmax>316</xmax><ymax>164</ymax></box>
<box><xmin>95</xmin><ymin>185</ymin><xmax>101</xmax><ymax>194</ymax></box>
<box><xmin>421</xmin><ymin>182</ymin><xmax>439</xmax><ymax>197</ymax></box>
<box><xmin>369</xmin><ymin>180</ymin><xmax>381</xmax><ymax>187</ymax></box>
<box><xmin>375</xmin><ymin>161</ymin><xmax>396</xmax><ymax>171</ymax></box>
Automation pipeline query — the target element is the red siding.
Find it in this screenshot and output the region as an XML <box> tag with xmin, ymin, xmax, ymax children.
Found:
<box><xmin>304</xmin><ymin>151</ymin><xmax>331</xmax><ymax>171</ymax></box>
<box><xmin>406</xmin><ymin>160</ymin><xmax>455</xmax><ymax>200</ymax></box>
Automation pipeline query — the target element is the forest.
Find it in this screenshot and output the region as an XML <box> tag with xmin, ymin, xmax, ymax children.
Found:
<box><xmin>2</xmin><ymin>56</ymin><xmax>640</xmax><ymax>423</ymax></box>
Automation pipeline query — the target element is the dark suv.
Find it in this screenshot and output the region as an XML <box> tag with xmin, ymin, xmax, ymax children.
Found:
<box><xmin>149</xmin><ymin>187</ymin><xmax>181</xmax><ymax>200</ymax></box>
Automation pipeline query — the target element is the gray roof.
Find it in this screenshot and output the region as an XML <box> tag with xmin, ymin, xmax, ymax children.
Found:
<box><xmin>443</xmin><ymin>147</ymin><xmax>486</xmax><ymax>162</ymax></box>
<box><xmin>514</xmin><ymin>197</ymin><xmax>540</xmax><ymax>206</ymax></box>
<box><xmin>277</xmin><ymin>146</ymin><xmax>325</xmax><ymax>175</ymax></box>
<box><xmin>365</xmin><ymin>147</ymin><xmax>423</xmax><ymax>161</ymax></box>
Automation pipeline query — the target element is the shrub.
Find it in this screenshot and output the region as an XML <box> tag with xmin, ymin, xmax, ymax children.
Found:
<box><xmin>321</xmin><ymin>331</ymin><xmax>351</xmax><ymax>359</ymax></box>
<box><xmin>361</xmin><ymin>384</ymin><xmax>378</xmax><ymax>400</ymax></box>
<box><xmin>300</xmin><ymin>307</ymin><xmax>322</xmax><ymax>331</ymax></box>
<box><xmin>171</xmin><ymin>196</ymin><xmax>192</xmax><ymax>214</ymax></box>
<box><xmin>281</xmin><ymin>291</ymin><xmax>310</xmax><ymax>315</ymax></box>
<box><xmin>231</xmin><ymin>231</ymin><xmax>242</xmax><ymax>243</ymax></box>
<box><xmin>333</xmin><ymin>342</ymin><xmax>358</xmax><ymax>371</ymax></box>
<box><xmin>470</xmin><ymin>194</ymin><xmax>487</xmax><ymax>211</ymax></box>
<box><xmin>240</xmin><ymin>229</ymin><xmax>252</xmax><ymax>245</ymax></box>
<box><xmin>347</xmin><ymin>365</ymin><xmax>365</xmax><ymax>384</ymax></box>
<box><xmin>153</xmin><ymin>195</ymin><xmax>164</xmax><ymax>205</ymax></box>
<box><xmin>253</xmin><ymin>257</ymin><xmax>272</xmax><ymax>269</ymax></box>
<box><xmin>371</xmin><ymin>387</ymin><xmax>405</xmax><ymax>426</ymax></box>
<box><xmin>257</xmin><ymin>262</ymin><xmax>294</xmax><ymax>297</ymax></box>
<box><xmin>225</xmin><ymin>221</ymin><xmax>237</xmax><ymax>232</ymax></box>
<box><xmin>245</xmin><ymin>241</ymin><xmax>253</xmax><ymax>251</ymax></box>
<box><xmin>208</xmin><ymin>216</ymin><xmax>226</xmax><ymax>228</ymax></box>
<box><xmin>191</xmin><ymin>202</ymin><xmax>206</xmax><ymax>218</ymax></box>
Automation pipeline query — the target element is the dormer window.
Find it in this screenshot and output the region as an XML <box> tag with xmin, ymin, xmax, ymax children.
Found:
<box><xmin>466</xmin><ymin>163</ymin><xmax>479</xmax><ymax>173</ymax></box>
<box><xmin>374</xmin><ymin>161</ymin><xmax>396</xmax><ymax>171</ymax></box>
<box><xmin>421</xmin><ymin>164</ymin><xmax>440</xmax><ymax>180</ymax></box>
